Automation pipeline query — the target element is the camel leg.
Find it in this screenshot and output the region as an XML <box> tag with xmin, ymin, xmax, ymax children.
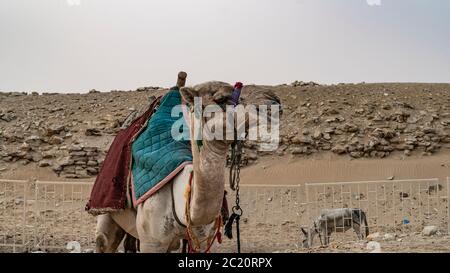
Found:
<box><xmin>167</xmin><ymin>238</ymin><xmax>182</xmax><ymax>253</ymax></box>
<box><xmin>135</xmin><ymin>220</ymin><xmax>170</xmax><ymax>253</ymax></box>
<box><xmin>138</xmin><ymin>240</ymin><xmax>168</xmax><ymax>253</ymax></box>
<box><xmin>136</xmin><ymin>206</ymin><xmax>171</xmax><ymax>253</ymax></box>
<box><xmin>95</xmin><ymin>214</ymin><xmax>126</xmax><ymax>253</ymax></box>
<box><xmin>182</xmin><ymin>239</ymin><xmax>188</xmax><ymax>253</ymax></box>
<box><xmin>123</xmin><ymin>234</ymin><xmax>138</xmax><ymax>253</ymax></box>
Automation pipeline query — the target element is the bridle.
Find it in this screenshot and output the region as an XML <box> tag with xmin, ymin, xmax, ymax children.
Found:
<box><xmin>225</xmin><ymin>83</ymin><xmax>245</xmax><ymax>253</ymax></box>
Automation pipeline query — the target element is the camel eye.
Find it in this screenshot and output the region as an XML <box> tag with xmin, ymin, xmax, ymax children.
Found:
<box><xmin>213</xmin><ymin>93</ymin><xmax>231</xmax><ymax>105</ymax></box>
<box><xmin>212</xmin><ymin>86</ymin><xmax>233</xmax><ymax>105</ymax></box>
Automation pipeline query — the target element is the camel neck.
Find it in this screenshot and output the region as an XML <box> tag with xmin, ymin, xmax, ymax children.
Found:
<box><xmin>188</xmin><ymin>114</ymin><xmax>227</xmax><ymax>226</ymax></box>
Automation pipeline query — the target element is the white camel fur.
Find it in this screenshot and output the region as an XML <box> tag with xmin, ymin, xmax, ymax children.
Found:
<box><xmin>94</xmin><ymin>77</ymin><xmax>280</xmax><ymax>253</ymax></box>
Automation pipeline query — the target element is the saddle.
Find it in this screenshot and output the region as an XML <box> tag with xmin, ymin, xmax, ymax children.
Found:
<box><xmin>130</xmin><ymin>88</ymin><xmax>193</xmax><ymax>205</ymax></box>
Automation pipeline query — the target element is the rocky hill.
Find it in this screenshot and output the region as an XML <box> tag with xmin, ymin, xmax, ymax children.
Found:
<box><xmin>1</xmin><ymin>82</ymin><xmax>450</xmax><ymax>179</ymax></box>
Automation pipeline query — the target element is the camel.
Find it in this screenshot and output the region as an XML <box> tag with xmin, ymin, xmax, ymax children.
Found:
<box><xmin>95</xmin><ymin>77</ymin><xmax>281</xmax><ymax>253</ymax></box>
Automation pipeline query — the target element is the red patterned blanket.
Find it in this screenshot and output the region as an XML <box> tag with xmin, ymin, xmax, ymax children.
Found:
<box><xmin>85</xmin><ymin>98</ymin><xmax>161</xmax><ymax>215</ymax></box>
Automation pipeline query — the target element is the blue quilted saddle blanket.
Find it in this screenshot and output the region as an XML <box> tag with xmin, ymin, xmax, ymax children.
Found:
<box><xmin>131</xmin><ymin>88</ymin><xmax>192</xmax><ymax>205</ymax></box>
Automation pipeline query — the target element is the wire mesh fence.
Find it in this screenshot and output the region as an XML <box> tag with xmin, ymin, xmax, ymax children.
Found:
<box><xmin>0</xmin><ymin>180</ymin><xmax>95</xmax><ymax>253</ymax></box>
<box><xmin>1</xmin><ymin>178</ymin><xmax>449</xmax><ymax>253</ymax></box>
<box><xmin>220</xmin><ymin>184</ymin><xmax>306</xmax><ymax>253</ymax></box>
<box><xmin>303</xmin><ymin>178</ymin><xmax>449</xmax><ymax>248</ymax></box>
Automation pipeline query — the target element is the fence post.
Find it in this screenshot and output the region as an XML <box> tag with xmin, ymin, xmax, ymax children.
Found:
<box><xmin>448</xmin><ymin>177</ymin><xmax>450</xmax><ymax>234</ymax></box>
<box><xmin>305</xmin><ymin>183</ymin><xmax>310</xmax><ymax>226</ymax></box>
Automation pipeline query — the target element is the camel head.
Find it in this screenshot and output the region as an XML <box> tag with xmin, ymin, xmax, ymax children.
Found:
<box><xmin>180</xmin><ymin>81</ymin><xmax>282</xmax><ymax>151</ymax></box>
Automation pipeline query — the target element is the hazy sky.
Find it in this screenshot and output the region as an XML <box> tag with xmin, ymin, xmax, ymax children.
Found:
<box><xmin>1</xmin><ymin>0</ymin><xmax>450</xmax><ymax>93</ymax></box>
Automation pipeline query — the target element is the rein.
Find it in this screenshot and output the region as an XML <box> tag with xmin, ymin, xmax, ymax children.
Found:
<box><xmin>224</xmin><ymin>138</ymin><xmax>243</xmax><ymax>253</ymax></box>
<box><xmin>184</xmin><ymin>170</ymin><xmax>223</xmax><ymax>253</ymax></box>
<box><xmin>181</xmin><ymin>105</ymin><xmax>222</xmax><ymax>253</ymax></box>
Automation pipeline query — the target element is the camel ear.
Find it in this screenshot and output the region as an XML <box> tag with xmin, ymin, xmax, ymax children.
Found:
<box><xmin>301</xmin><ymin>228</ymin><xmax>307</xmax><ymax>235</ymax></box>
<box><xmin>180</xmin><ymin>87</ymin><xmax>199</xmax><ymax>105</ymax></box>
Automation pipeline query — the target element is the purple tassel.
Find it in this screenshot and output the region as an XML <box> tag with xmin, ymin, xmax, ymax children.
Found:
<box><xmin>231</xmin><ymin>82</ymin><xmax>243</xmax><ymax>107</ymax></box>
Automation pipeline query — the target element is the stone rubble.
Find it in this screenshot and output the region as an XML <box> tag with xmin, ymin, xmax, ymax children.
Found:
<box><xmin>1</xmin><ymin>82</ymin><xmax>450</xmax><ymax>178</ymax></box>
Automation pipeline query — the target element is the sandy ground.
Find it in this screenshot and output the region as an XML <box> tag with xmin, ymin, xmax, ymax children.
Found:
<box><xmin>2</xmin><ymin>156</ymin><xmax>450</xmax><ymax>253</ymax></box>
<box><xmin>2</xmin><ymin>152</ymin><xmax>450</xmax><ymax>184</ymax></box>
<box><xmin>240</xmin><ymin>153</ymin><xmax>450</xmax><ymax>185</ymax></box>
<box><xmin>2</xmin><ymin>153</ymin><xmax>450</xmax><ymax>253</ymax></box>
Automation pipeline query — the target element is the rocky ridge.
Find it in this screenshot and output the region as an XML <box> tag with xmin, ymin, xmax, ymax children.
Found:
<box><xmin>1</xmin><ymin>82</ymin><xmax>450</xmax><ymax>178</ymax></box>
